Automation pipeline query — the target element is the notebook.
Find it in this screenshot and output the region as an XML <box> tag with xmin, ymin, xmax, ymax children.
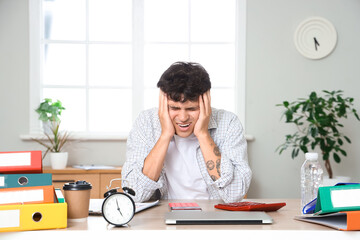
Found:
<box><xmin>165</xmin><ymin>211</ymin><xmax>273</xmax><ymax>225</ymax></box>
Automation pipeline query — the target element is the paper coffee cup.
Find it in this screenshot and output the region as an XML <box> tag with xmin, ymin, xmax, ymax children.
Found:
<box><xmin>63</xmin><ymin>181</ymin><xmax>92</xmax><ymax>222</ymax></box>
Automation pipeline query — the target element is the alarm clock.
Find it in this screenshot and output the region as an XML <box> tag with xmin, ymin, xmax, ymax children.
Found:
<box><xmin>102</xmin><ymin>187</ymin><xmax>136</xmax><ymax>226</ymax></box>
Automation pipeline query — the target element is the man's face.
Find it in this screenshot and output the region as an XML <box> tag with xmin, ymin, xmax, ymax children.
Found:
<box><xmin>168</xmin><ymin>98</ymin><xmax>200</xmax><ymax>138</ymax></box>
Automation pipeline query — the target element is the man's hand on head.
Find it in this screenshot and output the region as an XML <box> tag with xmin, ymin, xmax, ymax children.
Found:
<box><xmin>158</xmin><ymin>90</ymin><xmax>175</xmax><ymax>141</ymax></box>
<box><xmin>194</xmin><ymin>90</ymin><xmax>211</xmax><ymax>139</ymax></box>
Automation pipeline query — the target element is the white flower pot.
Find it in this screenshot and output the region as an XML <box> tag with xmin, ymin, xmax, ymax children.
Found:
<box><xmin>322</xmin><ymin>176</ymin><xmax>351</xmax><ymax>186</ymax></box>
<box><xmin>50</xmin><ymin>152</ymin><xmax>68</xmax><ymax>169</ymax></box>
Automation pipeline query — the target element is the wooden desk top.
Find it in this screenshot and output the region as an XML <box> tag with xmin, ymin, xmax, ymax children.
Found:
<box><xmin>3</xmin><ymin>199</ymin><xmax>359</xmax><ymax>239</ymax></box>
<box><xmin>65</xmin><ymin>199</ymin><xmax>349</xmax><ymax>231</ymax></box>
<box><xmin>43</xmin><ymin>166</ymin><xmax>122</xmax><ymax>174</ymax></box>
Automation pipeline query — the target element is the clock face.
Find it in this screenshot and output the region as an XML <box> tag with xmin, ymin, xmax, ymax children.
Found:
<box><xmin>294</xmin><ymin>17</ymin><xmax>337</xmax><ymax>59</ymax></box>
<box><xmin>102</xmin><ymin>193</ymin><xmax>135</xmax><ymax>226</ymax></box>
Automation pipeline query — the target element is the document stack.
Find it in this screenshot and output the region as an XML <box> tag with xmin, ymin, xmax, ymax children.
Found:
<box><xmin>0</xmin><ymin>151</ymin><xmax>67</xmax><ymax>232</ymax></box>
<box><xmin>295</xmin><ymin>183</ymin><xmax>360</xmax><ymax>231</ymax></box>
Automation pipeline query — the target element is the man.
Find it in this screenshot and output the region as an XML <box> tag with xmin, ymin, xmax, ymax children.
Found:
<box><xmin>122</xmin><ymin>62</ymin><xmax>252</xmax><ymax>203</ymax></box>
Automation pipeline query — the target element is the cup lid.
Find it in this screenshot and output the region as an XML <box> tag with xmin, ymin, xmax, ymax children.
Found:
<box><xmin>63</xmin><ymin>181</ymin><xmax>92</xmax><ymax>190</ymax></box>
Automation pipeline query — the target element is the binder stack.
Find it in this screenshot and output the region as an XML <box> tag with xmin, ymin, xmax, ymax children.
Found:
<box><xmin>295</xmin><ymin>184</ymin><xmax>360</xmax><ymax>231</ymax></box>
<box><xmin>0</xmin><ymin>151</ymin><xmax>67</xmax><ymax>232</ymax></box>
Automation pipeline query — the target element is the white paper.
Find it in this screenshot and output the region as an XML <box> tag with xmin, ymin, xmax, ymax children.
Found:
<box><xmin>0</xmin><ymin>189</ymin><xmax>44</xmax><ymax>205</ymax></box>
<box><xmin>89</xmin><ymin>199</ymin><xmax>159</xmax><ymax>214</ymax></box>
<box><xmin>295</xmin><ymin>212</ymin><xmax>347</xmax><ymax>230</ymax></box>
<box><xmin>331</xmin><ymin>188</ymin><xmax>360</xmax><ymax>208</ymax></box>
<box><xmin>73</xmin><ymin>165</ymin><xmax>115</xmax><ymax>170</ymax></box>
<box><xmin>0</xmin><ymin>152</ymin><xmax>31</xmax><ymax>167</ymax></box>
<box><xmin>0</xmin><ymin>210</ymin><xmax>20</xmax><ymax>228</ymax></box>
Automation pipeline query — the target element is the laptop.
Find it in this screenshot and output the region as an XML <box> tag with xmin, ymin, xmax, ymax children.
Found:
<box><xmin>165</xmin><ymin>211</ymin><xmax>273</xmax><ymax>225</ymax></box>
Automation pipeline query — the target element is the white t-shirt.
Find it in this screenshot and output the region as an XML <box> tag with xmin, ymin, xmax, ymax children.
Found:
<box><xmin>164</xmin><ymin>134</ymin><xmax>209</xmax><ymax>199</ymax></box>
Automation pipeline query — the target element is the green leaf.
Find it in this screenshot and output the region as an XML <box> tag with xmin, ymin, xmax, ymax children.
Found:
<box><xmin>323</xmin><ymin>152</ymin><xmax>329</xmax><ymax>161</ymax></box>
<box><xmin>300</xmin><ymin>145</ymin><xmax>308</xmax><ymax>153</ymax></box>
<box><xmin>354</xmin><ymin>111</ymin><xmax>360</xmax><ymax>121</ymax></box>
<box><xmin>310</xmin><ymin>92</ymin><xmax>317</xmax><ymax>102</ymax></box>
<box><xmin>339</xmin><ymin>149</ymin><xmax>347</xmax><ymax>156</ymax></box>
<box><xmin>337</xmin><ymin>138</ymin><xmax>343</xmax><ymax>146</ymax></box>
<box><xmin>344</xmin><ymin>136</ymin><xmax>351</xmax><ymax>143</ymax></box>
<box><xmin>283</xmin><ymin>101</ymin><xmax>289</xmax><ymax>107</ymax></box>
<box><xmin>333</xmin><ymin>153</ymin><xmax>341</xmax><ymax>163</ymax></box>
<box><xmin>292</xmin><ymin>149</ymin><xmax>296</xmax><ymax>159</ymax></box>
<box><xmin>310</xmin><ymin>127</ymin><xmax>318</xmax><ymax>138</ymax></box>
<box><xmin>285</xmin><ymin>110</ymin><xmax>293</xmax><ymax>122</ymax></box>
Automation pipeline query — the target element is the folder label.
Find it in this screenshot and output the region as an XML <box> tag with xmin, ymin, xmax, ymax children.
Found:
<box><xmin>0</xmin><ymin>210</ymin><xmax>20</xmax><ymax>228</ymax></box>
<box><xmin>331</xmin><ymin>188</ymin><xmax>360</xmax><ymax>208</ymax></box>
<box><xmin>0</xmin><ymin>189</ymin><xmax>44</xmax><ymax>205</ymax></box>
<box><xmin>0</xmin><ymin>177</ymin><xmax>4</xmax><ymax>187</ymax></box>
<box><xmin>0</xmin><ymin>153</ymin><xmax>31</xmax><ymax>167</ymax></box>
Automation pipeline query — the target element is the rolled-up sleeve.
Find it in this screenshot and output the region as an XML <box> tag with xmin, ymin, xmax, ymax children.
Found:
<box><xmin>203</xmin><ymin>112</ymin><xmax>252</xmax><ymax>203</ymax></box>
<box><xmin>121</xmin><ymin>109</ymin><xmax>166</xmax><ymax>202</ymax></box>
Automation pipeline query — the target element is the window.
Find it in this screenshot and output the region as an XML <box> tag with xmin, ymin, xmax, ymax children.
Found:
<box><xmin>29</xmin><ymin>0</ymin><xmax>246</xmax><ymax>137</ymax></box>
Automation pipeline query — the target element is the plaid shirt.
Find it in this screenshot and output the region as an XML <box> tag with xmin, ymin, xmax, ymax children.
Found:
<box><xmin>122</xmin><ymin>108</ymin><xmax>252</xmax><ymax>203</ymax></box>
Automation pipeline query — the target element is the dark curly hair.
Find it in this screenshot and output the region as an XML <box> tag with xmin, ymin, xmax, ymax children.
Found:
<box><xmin>157</xmin><ymin>62</ymin><xmax>211</xmax><ymax>102</ymax></box>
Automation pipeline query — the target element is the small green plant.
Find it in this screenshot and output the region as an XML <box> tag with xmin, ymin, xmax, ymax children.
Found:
<box><xmin>35</xmin><ymin>98</ymin><xmax>65</xmax><ymax>122</ymax></box>
<box><xmin>32</xmin><ymin>121</ymin><xmax>70</xmax><ymax>158</ymax></box>
<box><xmin>276</xmin><ymin>90</ymin><xmax>360</xmax><ymax>179</ymax></box>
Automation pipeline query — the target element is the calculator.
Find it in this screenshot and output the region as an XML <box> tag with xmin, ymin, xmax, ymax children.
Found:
<box><xmin>214</xmin><ymin>201</ymin><xmax>286</xmax><ymax>212</ymax></box>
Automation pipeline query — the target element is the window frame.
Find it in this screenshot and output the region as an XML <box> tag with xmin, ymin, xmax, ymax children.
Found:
<box><xmin>28</xmin><ymin>0</ymin><xmax>247</xmax><ymax>139</ymax></box>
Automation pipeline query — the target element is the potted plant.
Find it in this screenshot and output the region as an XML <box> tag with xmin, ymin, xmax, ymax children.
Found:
<box><xmin>276</xmin><ymin>90</ymin><xmax>360</xmax><ymax>183</ymax></box>
<box><xmin>35</xmin><ymin>98</ymin><xmax>65</xmax><ymax>134</ymax></box>
<box><xmin>33</xmin><ymin>99</ymin><xmax>70</xmax><ymax>169</ymax></box>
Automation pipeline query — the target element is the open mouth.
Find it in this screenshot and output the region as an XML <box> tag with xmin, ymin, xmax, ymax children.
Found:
<box><xmin>177</xmin><ymin>123</ymin><xmax>191</xmax><ymax>131</ymax></box>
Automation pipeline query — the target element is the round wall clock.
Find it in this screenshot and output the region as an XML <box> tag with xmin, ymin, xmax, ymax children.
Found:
<box><xmin>294</xmin><ymin>17</ymin><xmax>337</xmax><ymax>60</ymax></box>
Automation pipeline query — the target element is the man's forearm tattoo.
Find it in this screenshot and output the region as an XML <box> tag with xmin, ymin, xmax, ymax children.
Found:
<box><xmin>216</xmin><ymin>159</ymin><xmax>221</xmax><ymax>176</ymax></box>
<box><xmin>213</xmin><ymin>146</ymin><xmax>221</xmax><ymax>156</ymax></box>
<box><xmin>206</xmin><ymin>160</ymin><xmax>215</xmax><ymax>170</ymax></box>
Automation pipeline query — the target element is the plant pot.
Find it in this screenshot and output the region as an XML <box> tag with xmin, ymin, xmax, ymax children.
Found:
<box><xmin>50</xmin><ymin>152</ymin><xmax>68</xmax><ymax>169</ymax></box>
<box><xmin>322</xmin><ymin>176</ymin><xmax>351</xmax><ymax>186</ymax></box>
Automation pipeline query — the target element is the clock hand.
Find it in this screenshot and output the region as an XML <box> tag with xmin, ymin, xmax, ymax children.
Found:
<box><xmin>116</xmin><ymin>198</ymin><xmax>123</xmax><ymax>217</ymax></box>
<box><xmin>314</xmin><ymin>37</ymin><xmax>320</xmax><ymax>51</ymax></box>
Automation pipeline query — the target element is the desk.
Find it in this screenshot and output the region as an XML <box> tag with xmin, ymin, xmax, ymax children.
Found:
<box><xmin>1</xmin><ymin>199</ymin><xmax>360</xmax><ymax>240</ymax></box>
<box><xmin>43</xmin><ymin>166</ymin><xmax>122</xmax><ymax>198</ymax></box>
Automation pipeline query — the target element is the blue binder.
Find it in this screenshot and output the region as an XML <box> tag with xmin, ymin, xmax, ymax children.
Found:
<box><xmin>0</xmin><ymin>173</ymin><xmax>52</xmax><ymax>188</ymax></box>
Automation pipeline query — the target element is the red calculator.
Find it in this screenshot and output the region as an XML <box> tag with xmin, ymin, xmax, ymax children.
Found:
<box><xmin>214</xmin><ymin>201</ymin><xmax>286</xmax><ymax>212</ymax></box>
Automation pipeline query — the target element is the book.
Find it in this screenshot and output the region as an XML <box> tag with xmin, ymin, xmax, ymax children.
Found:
<box><xmin>315</xmin><ymin>184</ymin><xmax>360</xmax><ymax>214</ymax></box>
<box><xmin>0</xmin><ymin>151</ymin><xmax>42</xmax><ymax>174</ymax></box>
<box><xmin>0</xmin><ymin>173</ymin><xmax>52</xmax><ymax>189</ymax></box>
<box><xmin>169</xmin><ymin>202</ymin><xmax>202</xmax><ymax>211</ymax></box>
<box><xmin>0</xmin><ymin>195</ymin><xmax>67</xmax><ymax>232</ymax></box>
<box><xmin>55</xmin><ymin>188</ymin><xmax>65</xmax><ymax>203</ymax></box>
<box><xmin>0</xmin><ymin>185</ymin><xmax>55</xmax><ymax>205</ymax></box>
<box><xmin>295</xmin><ymin>211</ymin><xmax>360</xmax><ymax>231</ymax></box>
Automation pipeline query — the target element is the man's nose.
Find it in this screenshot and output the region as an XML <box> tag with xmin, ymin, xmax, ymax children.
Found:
<box><xmin>178</xmin><ymin>110</ymin><xmax>189</xmax><ymax>122</ymax></box>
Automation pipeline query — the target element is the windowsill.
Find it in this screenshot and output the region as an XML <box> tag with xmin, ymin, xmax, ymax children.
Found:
<box><xmin>20</xmin><ymin>133</ymin><xmax>255</xmax><ymax>142</ymax></box>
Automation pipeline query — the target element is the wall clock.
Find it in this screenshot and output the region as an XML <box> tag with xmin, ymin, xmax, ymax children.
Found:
<box><xmin>294</xmin><ymin>17</ymin><xmax>337</xmax><ymax>60</ymax></box>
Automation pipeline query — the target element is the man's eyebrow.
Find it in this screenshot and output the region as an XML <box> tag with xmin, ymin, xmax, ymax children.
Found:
<box><xmin>186</xmin><ymin>106</ymin><xmax>200</xmax><ymax>110</ymax></box>
<box><xmin>169</xmin><ymin>105</ymin><xmax>181</xmax><ymax>109</ymax></box>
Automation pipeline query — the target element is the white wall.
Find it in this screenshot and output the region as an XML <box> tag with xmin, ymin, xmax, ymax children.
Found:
<box><xmin>246</xmin><ymin>0</ymin><xmax>360</xmax><ymax>198</ymax></box>
<box><xmin>1</xmin><ymin>0</ymin><xmax>360</xmax><ymax>198</ymax></box>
